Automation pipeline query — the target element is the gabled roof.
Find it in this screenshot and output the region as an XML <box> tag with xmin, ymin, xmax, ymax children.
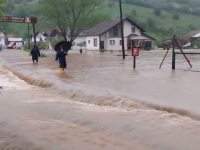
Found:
<box><xmin>142</xmin><ymin>33</ymin><xmax>156</xmax><ymax>41</ymax></box>
<box><xmin>82</xmin><ymin>17</ymin><xmax>145</xmax><ymax>36</ymax></box>
<box><xmin>187</xmin><ymin>30</ymin><xmax>200</xmax><ymax>37</ymax></box>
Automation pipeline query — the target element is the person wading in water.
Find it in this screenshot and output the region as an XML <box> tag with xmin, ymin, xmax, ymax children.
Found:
<box><xmin>31</xmin><ymin>45</ymin><xmax>40</xmax><ymax>63</ymax></box>
<box><xmin>55</xmin><ymin>46</ymin><xmax>67</xmax><ymax>72</ymax></box>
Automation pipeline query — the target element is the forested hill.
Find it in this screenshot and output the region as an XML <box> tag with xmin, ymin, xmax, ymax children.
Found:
<box><xmin>3</xmin><ymin>0</ymin><xmax>200</xmax><ymax>43</ymax></box>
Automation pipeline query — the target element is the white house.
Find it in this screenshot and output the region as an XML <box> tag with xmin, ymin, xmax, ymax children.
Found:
<box><xmin>73</xmin><ymin>17</ymin><xmax>156</xmax><ymax>51</ymax></box>
<box><xmin>31</xmin><ymin>32</ymin><xmax>46</xmax><ymax>42</ymax></box>
<box><xmin>0</xmin><ymin>32</ymin><xmax>5</xmax><ymax>47</ymax></box>
<box><xmin>31</xmin><ymin>29</ymin><xmax>61</xmax><ymax>42</ymax></box>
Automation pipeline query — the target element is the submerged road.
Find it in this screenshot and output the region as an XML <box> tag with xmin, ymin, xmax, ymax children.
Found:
<box><xmin>1</xmin><ymin>60</ymin><xmax>200</xmax><ymax>150</ymax></box>
<box><xmin>1</xmin><ymin>49</ymin><xmax>200</xmax><ymax>116</ymax></box>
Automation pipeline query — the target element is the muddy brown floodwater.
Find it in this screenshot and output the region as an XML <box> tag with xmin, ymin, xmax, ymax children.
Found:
<box><xmin>2</xmin><ymin>49</ymin><xmax>200</xmax><ymax>117</ymax></box>
<box><xmin>1</xmin><ymin>50</ymin><xmax>200</xmax><ymax>149</ymax></box>
<box><xmin>1</xmin><ymin>64</ymin><xmax>200</xmax><ymax>150</ymax></box>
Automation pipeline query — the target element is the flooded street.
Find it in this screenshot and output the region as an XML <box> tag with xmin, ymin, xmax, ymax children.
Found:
<box><xmin>1</xmin><ymin>62</ymin><xmax>200</xmax><ymax>149</ymax></box>
<box><xmin>1</xmin><ymin>49</ymin><xmax>200</xmax><ymax>116</ymax></box>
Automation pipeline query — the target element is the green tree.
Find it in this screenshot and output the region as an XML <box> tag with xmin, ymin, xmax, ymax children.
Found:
<box><xmin>4</xmin><ymin>2</ymin><xmax>15</xmax><ymax>14</ymax></box>
<box><xmin>14</xmin><ymin>7</ymin><xmax>28</xmax><ymax>17</ymax></box>
<box><xmin>172</xmin><ymin>12</ymin><xmax>180</xmax><ymax>20</ymax></box>
<box><xmin>131</xmin><ymin>9</ymin><xmax>137</xmax><ymax>16</ymax></box>
<box><xmin>0</xmin><ymin>0</ymin><xmax>5</xmax><ymax>16</ymax></box>
<box><xmin>189</xmin><ymin>24</ymin><xmax>196</xmax><ymax>30</ymax></box>
<box><xmin>146</xmin><ymin>18</ymin><xmax>156</xmax><ymax>29</ymax></box>
<box><xmin>154</xmin><ymin>7</ymin><xmax>162</xmax><ymax>16</ymax></box>
<box><xmin>38</xmin><ymin>0</ymin><xmax>110</xmax><ymax>42</ymax></box>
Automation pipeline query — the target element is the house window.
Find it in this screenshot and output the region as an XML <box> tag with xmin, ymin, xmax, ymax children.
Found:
<box><xmin>88</xmin><ymin>40</ymin><xmax>90</xmax><ymax>44</ymax></box>
<box><xmin>94</xmin><ymin>38</ymin><xmax>97</xmax><ymax>47</ymax></box>
<box><xmin>113</xmin><ymin>27</ymin><xmax>118</xmax><ymax>37</ymax></box>
<box><xmin>120</xmin><ymin>40</ymin><xmax>122</xmax><ymax>45</ymax></box>
<box><xmin>132</xmin><ymin>27</ymin><xmax>136</xmax><ymax>33</ymax></box>
<box><xmin>110</xmin><ymin>40</ymin><xmax>115</xmax><ymax>45</ymax></box>
<box><xmin>83</xmin><ymin>41</ymin><xmax>86</xmax><ymax>46</ymax></box>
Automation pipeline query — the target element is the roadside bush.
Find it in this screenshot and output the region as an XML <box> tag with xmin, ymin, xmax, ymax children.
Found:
<box><xmin>100</xmin><ymin>49</ymin><xmax>105</xmax><ymax>52</ymax></box>
<box><xmin>24</xmin><ymin>42</ymin><xmax>34</xmax><ymax>49</ymax></box>
<box><xmin>156</xmin><ymin>41</ymin><xmax>162</xmax><ymax>48</ymax></box>
<box><xmin>38</xmin><ymin>42</ymin><xmax>48</xmax><ymax>50</ymax></box>
<box><xmin>145</xmin><ymin>47</ymin><xmax>151</xmax><ymax>51</ymax></box>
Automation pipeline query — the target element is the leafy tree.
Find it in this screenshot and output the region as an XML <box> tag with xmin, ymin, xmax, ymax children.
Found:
<box><xmin>172</xmin><ymin>12</ymin><xmax>180</xmax><ymax>20</ymax></box>
<box><xmin>154</xmin><ymin>7</ymin><xmax>162</xmax><ymax>16</ymax></box>
<box><xmin>13</xmin><ymin>7</ymin><xmax>28</xmax><ymax>17</ymax></box>
<box><xmin>38</xmin><ymin>0</ymin><xmax>110</xmax><ymax>42</ymax></box>
<box><xmin>138</xmin><ymin>22</ymin><xmax>146</xmax><ymax>29</ymax></box>
<box><xmin>146</xmin><ymin>18</ymin><xmax>156</xmax><ymax>29</ymax></box>
<box><xmin>0</xmin><ymin>23</ymin><xmax>9</xmax><ymax>45</ymax></box>
<box><xmin>4</xmin><ymin>2</ymin><xmax>15</xmax><ymax>14</ymax></box>
<box><xmin>0</xmin><ymin>0</ymin><xmax>5</xmax><ymax>16</ymax></box>
<box><xmin>131</xmin><ymin>9</ymin><xmax>137</xmax><ymax>16</ymax></box>
<box><xmin>189</xmin><ymin>24</ymin><xmax>196</xmax><ymax>30</ymax></box>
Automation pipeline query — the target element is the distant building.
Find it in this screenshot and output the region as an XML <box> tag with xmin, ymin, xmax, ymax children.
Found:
<box><xmin>0</xmin><ymin>32</ymin><xmax>5</xmax><ymax>47</ymax></box>
<box><xmin>30</xmin><ymin>29</ymin><xmax>61</xmax><ymax>42</ymax></box>
<box><xmin>31</xmin><ymin>18</ymin><xmax>156</xmax><ymax>51</ymax></box>
<box><xmin>73</xmin><ymin>17</ymin><xmax>156</xmax><ymax>50</ymax></box>
<box><xmin>161</xmin><ymin>39</ymin><xmax>187</xmax><ymax>49</ymax></box>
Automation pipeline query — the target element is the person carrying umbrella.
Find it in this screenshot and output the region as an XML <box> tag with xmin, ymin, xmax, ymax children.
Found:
<box><xmin>55</xmin><ymin>46</ymin><xmax>67</xmax><ymax>72</ymax></box>
<box><xmin>31</xmin><ymin>45</ymin><xmax>40</xmax><ymax>63</ymax></box>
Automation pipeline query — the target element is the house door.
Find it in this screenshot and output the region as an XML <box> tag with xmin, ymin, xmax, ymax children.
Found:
<box><xmin>100</xmin><ymin>41</ymin><xmax>104</xmax><ymax>49</ymax></box>
<box><xmin>144</xmin><ymin>41</ymin><xmax>152</xmax><ymax>49</ymax></box>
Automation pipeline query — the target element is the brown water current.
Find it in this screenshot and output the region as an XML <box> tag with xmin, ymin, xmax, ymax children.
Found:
<box><xmin>1</xmin><ymin>49</ymin><xmax>200</xmax><ymax>118</ymax></box>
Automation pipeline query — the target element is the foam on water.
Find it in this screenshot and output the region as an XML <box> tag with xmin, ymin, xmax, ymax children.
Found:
<box><xmin>0</xmin><ymin>68</ymin><xmax>32</xmax><ymax>90</ymax></box>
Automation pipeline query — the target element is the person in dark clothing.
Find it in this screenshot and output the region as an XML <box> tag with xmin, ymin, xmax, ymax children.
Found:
<box><xmin>55</xmin><ymin>46</ymin><xmax>67</xmax><ymax>72</ymax></box>
<box><xmin>31</xmin><ymin>45</ymin><xmax>40</xmax><ymax>63</ymax></box>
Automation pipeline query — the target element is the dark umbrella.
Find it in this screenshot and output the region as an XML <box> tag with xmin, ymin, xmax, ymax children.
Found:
<box><xmin>54</xmin><ymin>41</ymin><xmax>72</xmax><ymax>52</ymax></box>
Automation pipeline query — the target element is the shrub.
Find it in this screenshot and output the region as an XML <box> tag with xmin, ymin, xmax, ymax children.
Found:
<box><xmin>38</xmin><ymin>42</ymin><xmax>48</xmax><ymax>49</ymax></box>
<box><xmin>146</xmin><ymin>18</ymin><xmax>156</xmax><ymax>29</ymax></box>
<box><xmin>189</xmin><ymin>24</ymin><xmax>196</xmax><ymax>30</ymax></box>
<box><xmin>154</xmin><ymin>7</ymin><xmax>162</xmax><ymax>16</ymax></box>
<box><xmin>131</xmin><ymin>9</ymin><xmax>137</xmax><ymax>16</ymax></box>
<box><xmin>100</xmin><ymin>49</ymin><xmax>105</xmax><ymax>52</ymax></box>
<box><xmin>172</xmin><ymin>12</ymin><xmax>180</xmax><ymax>20</ymax></box>
<box><xmin>145</xmin><ymin>47</ymin><xmax>151</xmax><ymax>51</ymax></box>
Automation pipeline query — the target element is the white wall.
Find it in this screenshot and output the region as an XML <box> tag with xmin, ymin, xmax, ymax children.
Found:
<box><xmin>107</xmin><ymin>38</ymin><xmax>128</xmax><ymax>51</ymax></box>
<box><xmin>86</xmin><ymin>36</ymin><xmax>100</xmax><ymax>50</ymax></box>
<box><xmin>123</xmin><ymin>20</ymin><xmax>141</xmax><ymax>37</ymax></box>
<box><xmin>0</xmin><ymin>37</ymin><xmax>5</xmax><ymax>46</ymax></box>
<box><xmin>31</xmin><ymin>33</ymin><xmax>46</xmax><ymax>42</ymax></box>
<box><xmin>72</xmin><ymin>36</ymin><xmax>86</xmax><ymax>50</ymax></box>
<box><xmin>0</xmin><ymin>32</ymin><xmax>5</xmax><ymax>46</ymax></box>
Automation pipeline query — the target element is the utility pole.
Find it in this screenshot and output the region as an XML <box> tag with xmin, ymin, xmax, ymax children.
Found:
<box><xmin>119</xmin><ymin>0</ymin><xmax>125</xmax><ymax>60</ymax></box>
<box><xmin>28</xmin><ymin>23</ymin><xmax>30</xmax><ymax>49</ymax></box>
<box><xmin>32</xmin><ymin>23</ymin><xmax>36</xmax><ymax>45</ymax></box>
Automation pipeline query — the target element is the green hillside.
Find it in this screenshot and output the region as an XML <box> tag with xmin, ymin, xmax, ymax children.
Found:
<box><xmin>104</xmin><ymin>1</ymin><xmax>200</xmax><ymax>40</ymax></box>
<box><xmin>3</xmin><ymin>0</ymin><xmax>200</xmax><ymax>43</ymax></box>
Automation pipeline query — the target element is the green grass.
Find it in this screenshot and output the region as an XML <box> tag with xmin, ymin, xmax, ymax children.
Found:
<box><xmin>103</xmin><ymin>2</ymin><xmax>200</xmax><ymax>40</ymax></box>
<box><xmin>7</xmin><ymin>0</ymin><xmax>200</xmax><ymax>43</ymax></box>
